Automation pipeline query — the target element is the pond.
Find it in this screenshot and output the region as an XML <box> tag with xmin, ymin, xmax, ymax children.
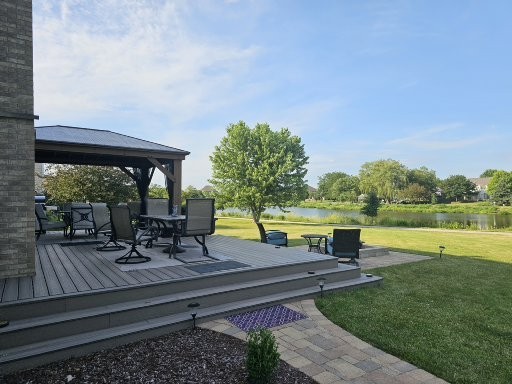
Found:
<box><xmin>221</xmin><ymin>206</ymin><xmax>512</xmax><ymax>230</ymax></box>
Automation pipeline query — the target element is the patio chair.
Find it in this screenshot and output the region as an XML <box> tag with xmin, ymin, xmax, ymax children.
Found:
<box><xmin>109</xmin><ymin>205</ymin><xmax>156</xmax><ymax>264</ymax></box>
<box><xmin>256</xmin><ymin>222</ymin><xmax>288</xmax><ymax>247</ymax></box>
<box><xmin>35</xmin><ymin>203</ymin><xmax>68</xmax><ymax>240</ymax></box>
<box><xmin>91</xmin><ymin>203</ymin><xmax>126</xmax><ymax>251</ymax></box>
<box><xmin>146</xmin><ymin>198</ymin><xmax>174</xmax><ymax>239</ymax></box>
<box><xmin>68</xmin><ymin>203</ymin><xmax>96</xmax><ymax>240</ymax></box>
<box><xmin>169</xmin><ymin>198</ymin><xmax>215</xmax><ymax>258</ymax></box>
<box><xmin>147</xmin><ymin>198</ymin><xmax>169</xmax><ymax>215</ymax></box>
<box><xmin>329</xmin><ymin>228</ymin><xmax>361</xmax><ymax>265</ymax></box>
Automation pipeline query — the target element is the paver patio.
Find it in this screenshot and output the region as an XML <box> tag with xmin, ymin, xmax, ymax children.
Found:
<box><xmin>201</xmin><ymin>251</ymin><xmax>447</xmax><ymax>384</ymax></box>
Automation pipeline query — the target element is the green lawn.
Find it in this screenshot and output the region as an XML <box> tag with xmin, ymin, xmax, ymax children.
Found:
<box><xmin>215</xmin><ymin>217</ymin><xmax>512</xmax><ymax>384</ymax></box>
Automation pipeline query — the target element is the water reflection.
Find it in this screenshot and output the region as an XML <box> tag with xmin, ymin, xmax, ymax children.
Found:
<box><xmin>222</xmin><ymin>207</ymin><xmax>511</xmax><ymax>229</ymax></box>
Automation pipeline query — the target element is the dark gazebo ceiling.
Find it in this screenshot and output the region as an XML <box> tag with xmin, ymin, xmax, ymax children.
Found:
<box><xmin>35</xmin><ymin>125</ymin><xmax>190</xmax><ymax>168</ymax></box>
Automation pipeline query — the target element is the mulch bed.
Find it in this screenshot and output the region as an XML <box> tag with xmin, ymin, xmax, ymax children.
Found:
<box><xmin>2</xmin><ymin>328</ymin><xmax>316</xmax><ymax>384</ymax></box>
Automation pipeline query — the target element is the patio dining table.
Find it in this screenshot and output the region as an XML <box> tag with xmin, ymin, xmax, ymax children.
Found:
<box><xmin>140</xmin><ymin>214</ymin><xmax>186</xmax><ymax>254</ymax></box>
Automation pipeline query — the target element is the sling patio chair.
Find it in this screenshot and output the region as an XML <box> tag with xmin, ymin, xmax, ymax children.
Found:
<box><xmin>256</xmin><ymin>222</ymin><xmax>288</xmax><ymax>247</ymax></box>
<box><xmin>169</xmin><ymin>198</ymin><xmax>216</xmax><ymax>258</ymax></box>
<box><xmin>91</xmin><ymin>202</ymin><xmax>126</xmax><ymax>251</ymax></box>
<box><xmin>109</xmin><ymin>205</ymin><xmax>156</xmax><ymax>264</ymax></box>
<box><xmin>35</xmin><ymin>203</ymin><xmax>68</xmax><ymax>240</ymax></box>
<box><xmin>329</xmin><ymin>228</ymin><xmax>361</xmax><ymax>265</ymax></box>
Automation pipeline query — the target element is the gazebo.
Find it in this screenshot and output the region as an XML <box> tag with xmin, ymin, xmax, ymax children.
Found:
<box><xmin>35</xmin><ymin>125</ymin><xmax>190</xmax><ymax>214</ymax></box>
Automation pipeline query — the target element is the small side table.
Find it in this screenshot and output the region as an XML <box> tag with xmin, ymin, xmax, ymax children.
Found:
<box><xmin>301</xmin><ymin>234</ymin><xmax>328</xmax><ymax>254</ymax></box>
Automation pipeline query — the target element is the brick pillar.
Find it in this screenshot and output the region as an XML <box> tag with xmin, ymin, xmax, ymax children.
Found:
<box><xmin>0</xmin><ymin>0</ymin><xmax>36</xmax><ymax>278</ymax></box>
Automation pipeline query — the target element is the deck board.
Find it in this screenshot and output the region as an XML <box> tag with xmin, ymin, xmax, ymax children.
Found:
<box><xmin>0</xmin><ymin>234</ymin><xmax>336</xmax><ymax>305</ymax></box>
<box><xmin>33</xmin><ymin>246</ymin><xmax>49</xmax><ymax>298</ymax></box>
<box><xmin>60</xmin><ymin>246</ymin><xmax>104</xmax><ymax>290</ymax></box>
<box><xmin>37</xmin><ymin>244</ymin><xmax>64</xmax><ymax>296</ymax></box>
<box><xmin>17</xmin><ymin>276</ymin><xmax>33</xmax><ymax>300</ymax></box>
<box><xmin>50</xmin><ymin>244</ymin><xmax>91</xmax><ymax>292</ymax></box>
<box><xmin>45</xmin><ymin>244</ymin><xmax>78</xmax><ymax>294</ymax></box>
<box><xmin>2</xmin><ymin>278</ymin><xmax>19</xmax><ymax>302</ymax></box>
<box><xmin>0</xmin><ymin>278</ymin><xmax>5</xmax><ymax>301</ymax></box>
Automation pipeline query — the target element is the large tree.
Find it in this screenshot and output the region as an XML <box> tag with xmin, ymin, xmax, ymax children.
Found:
<box><xmin>488</xmin><ymin>171</ymin><xmax>512</xmax><ymax>205</ymax></box>
<box><xmin>441</xmin><ymin>175</ymin><xmax>477</xmax><ymax>202</ymax></box>
<box><xmin>210</xmin><ymin>121</ymin><xmax>309</xmax><ymax>237</ymax></box>
<box><xmin>317</xmin><ymin>172</ymin><xmax>359</xmax><ymax>201</ymax></box>
<box><xmin>407</xmin><ymin>166</ymin><xmax>438</xmax><ymax>193</ymax></box>
<box><xmin>480</xmin><ymin>169</ymin><xmax>499</xmax><ymax>178</ymax></box>
<box><xmin>43</xmin><ymin>165</ymin><xmax>137</xmax><ymax>206</ymax></box>
<box><xmin>358</xmin><ymin>159</ymin><xmax>408</xmax><ymax>203</ymax></box>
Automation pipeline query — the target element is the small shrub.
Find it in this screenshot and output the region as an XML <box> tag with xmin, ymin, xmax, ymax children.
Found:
<box><xmin>246</xmin><ymin>328</ymin><xmax>280</xmax><ymax>384</ymax></box>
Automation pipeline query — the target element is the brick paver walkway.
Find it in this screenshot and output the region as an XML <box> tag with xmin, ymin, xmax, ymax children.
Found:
<box><xmin>201</xmin><ymin>252</ymin><xmax>448</xmax><ymax>384</ymax></box>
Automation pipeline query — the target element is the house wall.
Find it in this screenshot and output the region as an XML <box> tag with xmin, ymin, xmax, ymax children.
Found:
<box><xmin>0</xmin><ymin>0</ymin><xmax>36</xmax><ymax>278</ymax></box>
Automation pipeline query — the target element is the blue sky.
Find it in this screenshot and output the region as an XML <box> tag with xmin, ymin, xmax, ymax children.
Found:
<box><xmin>33</xmin><ymin>1</ymin><xmax>512</xmax><ymax>188</ymax></box>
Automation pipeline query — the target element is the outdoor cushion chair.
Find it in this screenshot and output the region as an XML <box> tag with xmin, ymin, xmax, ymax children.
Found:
<box><xmin>68</xmin><ymin>203</ymin><xmax>97</xmax><ymax>240</ymax></box>
<box><xmin>35</xmin><ymin>203</ymin><xmax>68</xmax><ymax>240</ymax></box>
<box><xmin>91</xmin><ymin>203</ymin><xmax>126</xmax><ymax>251</ymax></box>
<box><xmin>256</xmin><ymin>222</ymin><xmax>288</xmax><ymax>247</ymax></box>
<box><xmin>169</xmin><ymin>198</ymin><xmax>216</xmax><ymax>258</ymax></box>
<box><xmin>329</xmin><ymin>228</ymin><xmax>361</xmax><ymax>265</ymax></box>
<box><xmin>109</xmin><ymin>205</ymin><xmax>156</xmax><ymax>264</ymax></box>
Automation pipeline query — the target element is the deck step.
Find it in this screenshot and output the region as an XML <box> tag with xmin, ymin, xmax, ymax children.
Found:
<box><xmin>1</xmin><ymin>257</ymin><xmax>339</xmax><ymax>322</ymax></box>
<box><xmin>0</xmin><ymin>265</ymin><xmax>361</xmax><ymax>349</ymax></box>
<box><xmin>0</xmin><ymin>274</ymin><xmax>382</xmax><ymax>374</ymax></box>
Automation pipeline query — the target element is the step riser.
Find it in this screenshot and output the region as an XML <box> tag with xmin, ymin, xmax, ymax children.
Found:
<box><xmin>2</xmin><ymin>268</ymin><xmax>360</xmax><ymax>349</ymax></box>
<box><xmin>2</xmin><ymin>258</ymin><xmax>339</xmax><ymax>321</ymax></box>
<box><xmin>0</xmin><ymin>278</ymin><xmax>383</xmax><ymax>375</ymax></box>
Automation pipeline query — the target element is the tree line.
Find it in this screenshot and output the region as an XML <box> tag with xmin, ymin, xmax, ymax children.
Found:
<box><xmin>315</xmin><ymin>160</ymin><xmax>512</xmax><ymax>205</ymax></box>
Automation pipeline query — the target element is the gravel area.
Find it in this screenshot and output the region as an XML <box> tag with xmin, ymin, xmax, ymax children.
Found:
<box><xmin>2</xmin><ymin>328</ymin><xmax>316</xmax><ymax>384</ymax></box>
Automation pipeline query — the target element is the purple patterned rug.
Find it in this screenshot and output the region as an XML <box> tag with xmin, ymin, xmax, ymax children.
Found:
<box><xmin>226</xmin><ymin>304</ymin><xmax>307</xmax><ymax>332</ymax></box>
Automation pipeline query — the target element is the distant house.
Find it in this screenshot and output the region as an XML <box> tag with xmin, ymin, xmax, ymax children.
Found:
<box><xmin>469</xmin><ymin>177</ymin><xmax>492</xmax><ymax>201</ymax></box>
<box><xmin>307</xmin><ymin>185</ymin><xmax>318</xmax><ymax>200</ymax></box>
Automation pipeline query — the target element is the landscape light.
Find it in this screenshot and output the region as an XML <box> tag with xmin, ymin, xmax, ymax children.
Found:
<box><xmin>439</xmin><ymin>245</ymin><xmax>445</xmax><ymax>258</ymax></box>
<box><xmin>317</xmin><ymin>277</ymin><xmax>326</xmax><ymax>298</ymax></box>
<box><xmin>187</xmin><ymin>302</ymin><xmax>200</xmax><ymax>329</ymax></box>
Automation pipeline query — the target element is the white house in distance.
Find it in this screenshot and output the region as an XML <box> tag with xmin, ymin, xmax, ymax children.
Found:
<box><xmin>469</xmin><ymin>177</ymin><xmax>492</xmax><ymax>201</ymax></box>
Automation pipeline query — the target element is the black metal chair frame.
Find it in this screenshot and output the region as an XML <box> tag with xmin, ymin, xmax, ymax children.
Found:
<box><xmin>170</xmin><ymin>198</ymin><xmax>215</xmax><ymax>258</ymax></box>
<box><xmin>68</xmin><ymin>203</ymin><xmax>97</xmax><ymax>240</ymax></box>
<box><xmin>35</xmin><ymin>203</ymin><xmax>68</xmax><ymax>240</ymax></box>
<box><xmin>109</xmin><ymin>205</ymin><xmax>155</xmax><ymax>264</ymax></box>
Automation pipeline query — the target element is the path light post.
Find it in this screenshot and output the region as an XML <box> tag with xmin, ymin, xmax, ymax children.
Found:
<box><xmin>187</xmin><ymin>302</ymin><xmax>200</xmax><ymax>329</ymax></box>
<box><xmin>439</xmin><ymin>245</ymin><xmax>445</xmax><ymax>258</ymax></box>
<box><xmin>317</xmin><ymin>277</ymin><xmax>326</xmax><ymax>298</ymax></box>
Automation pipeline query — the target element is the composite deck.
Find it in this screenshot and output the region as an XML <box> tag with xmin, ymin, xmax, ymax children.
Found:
<box><xmin>0</xmin><ymin>234</ymin><xmax>336</xmax><ymax>304</ymax></box>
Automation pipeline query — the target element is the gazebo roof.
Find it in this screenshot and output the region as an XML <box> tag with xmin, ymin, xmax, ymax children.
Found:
<box><xmin>35</xmin><ymin>125</ymin><xmax>190</xmax><ymax>168</ymax></box>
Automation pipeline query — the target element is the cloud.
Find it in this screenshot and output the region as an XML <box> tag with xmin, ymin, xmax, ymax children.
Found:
<box><xmin>386</xmin><ymin>123</ymin><xmax>488</xmax><ymax>150</ymax></box>
<box><xmin>33</xmin><ymin>1</ymin><xmax>261</xmax><ymax>126</ymax></box>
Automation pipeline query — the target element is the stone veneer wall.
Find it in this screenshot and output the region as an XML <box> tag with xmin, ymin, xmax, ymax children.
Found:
<box><xmin>0</xmin><ymin>0</ymin><xmax>36</xmax><ymax>278</ymax></box>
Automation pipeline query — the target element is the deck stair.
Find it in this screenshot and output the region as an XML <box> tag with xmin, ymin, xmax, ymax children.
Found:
<box><xmin>0</xmin><ymin>237</ymin><xmax>382</xmax><ymax>374</ymax></box>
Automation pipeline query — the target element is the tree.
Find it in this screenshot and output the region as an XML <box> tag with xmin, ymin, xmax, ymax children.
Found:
<box><xmin>182</xmin><ymin>185</ymin><xmax>205</xmax><ymax>200</ymax></box>
<box><xmin>398</xmin><ymin>183</ymin><xmax>431</xmax><ymax>203</ymax></box>
<box><xmin>360</xmin><ymin>191</ymin><xmax>380</xmax><ymax>223</ymax></box>
<box><xmin>488</xmin><ymin>171</ymin><xmax>512</xmax><ymax>205</ymax></box>
<box><xmin>210</xmin><ymin>121</ymin><xmax>309</xmax><ymax>238</ymax></box>
<box><xmin>148</xmin><ymin>184</ymin><xmax>168</xmax><ymax>198</ymax></box>
<box><xmin>407</xmin><ymin>167</ymin><xmax>438</xmax><ymax>193</ymax></box>
<box><xmin>359</xmin><ymin>159</ymin><xmax>408</xmax><ymax>203</ymax></box>
<box><xmin>441</xmin><ymin>175</ymin><xmax>476</xmax><ymax>202</ymax></box>
<box><xmin>317</xmin><ymin>172</ymin><xmax>359</xmax><ymax>201</ymax></box>
<box><xmin>43</xmin><ymin>165</ymin><xmax>137</xmax><ymax>206</ymax></box>
<box><xmin>480</xmin><ymin>169</ymin><xmax>499</xmax><ymax>178</ymax></box>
